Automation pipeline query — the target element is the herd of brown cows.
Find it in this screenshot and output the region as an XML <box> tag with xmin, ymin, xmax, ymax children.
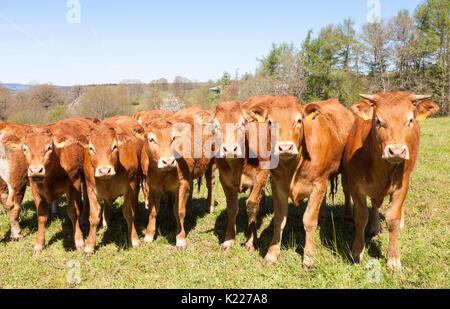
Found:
<box><xmin>0</xmin><ymin>91</ymin><xmax>439</xmax><ymax>273</ymax></box>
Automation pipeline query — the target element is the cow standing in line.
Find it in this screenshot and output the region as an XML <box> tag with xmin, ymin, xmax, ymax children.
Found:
<box><xmin>2</xmin><ymin>117</ymin><xmax>97</xmax><ymax>255</ymax></box>
<box><xmin>213</xmin><ymin>95</ymin><xmax>274</xmax><ymax>252</ymax></box>
<box><xmin>251</xmin><ymin>95</ymin><xmax>354</xmax><ymax>269</ymax></box>
<box><xmin>343</xmin><ymin>91</ymin><xmax>439</xmax><ymax>273</ymax></box>
<box><xmin>81</xmin><ymin>116</ymin><xmax>145</xmax><ymax>254</ymax></box>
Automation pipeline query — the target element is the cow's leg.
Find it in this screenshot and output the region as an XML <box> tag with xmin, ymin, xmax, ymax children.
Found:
<box><xmin>80</xmin><ymin>180</ymin><xmax>89</xmax><ymax>226</ymax></box>
<box><xmin>67</xmin><ymin>187</ymin><xmax>84</xmax><ymax>252</ymax></box>
<box><xmin>4</xmin><ymin>186</ymin><xmax>24</xmax><ymax>240</ymax></box>
<box><xmin>263</xmin><ymin>182</ymin><xmax>289</xmax><ymax>266</ymax></box>
<box><xmin>369</xmin><ymin>198</ymin><xmax>383</xmax><ymax>237</ymax></box>
<box><xmin>303</xmin><ymin>182</ymin><xmax>327</xmax><ymax>270</ymax></box>
<box><xmin>102</xmin><ymin>200</ymin><xmax>111</xmax><ymax>229</ymax></box>
<box><xmin>144</xmin><ymin>193</ymin><xmax>160</xmax><ymax>244</ymax></box>
<box><xmin>49</xmin><ymin>202</ymin><xmax>59</xmax><ymax>216</ymax></box>
<box><xmin>32</xmin><ymin>189</ymin><xmax>48</xmax><ymax>256</ymax></box>
<box><xmin>350</xmin><ymin>187</ymin><xmax>368</xmax><ymax>264</ymax></box>
<box><xmin>221</xmin><ymin>181</ymin><xmax>239</xmax><ymax>252</ymax></box>
<box><xmin>245</xmin><ymin>171</ymin><xmax>267</xmax><ymax>252</ymax></box>
<box><xmin>206</xmin><ymin>164</ymin><xmax>215</xmax><ymax>214</ymax></box>
<box><xmin>318</xmin><ymin>191</ymin><xmax>328</xmax><ymax>224</ymax></box>
<box><xmin>133</xmin><ymin>176</ymin><xmax>141</xmax><ymax>219</ymax></box>
<box><xmin>84</xmin><ymin>186</ymin><xmax>101</xmax><ymax>255</ymax></box>
<box><xmin>186</xmin><ymin>180</ymin><xmax>193</xmax><ymax>217</ymax></box>
<box><xmin>166</xmin><ymin>193</ymin><xmax>173</xmax><ymax>214</ymax></box>
<box><xmin>123</xmin><ymin>187</ymin><xmax>140</xmax><ymax>248</ymax></box>
<box><xmin>386</xmin><ymin>181</ymin><xmax>409</xmax><ymax>274</ymax></box>
<box><xmin>174</xmin><ymin>179</ymin><xmax>190</xmax><ymax>250</ymax></box>
<box><xmin>342</xmin><ymin>171</ymin><xmax>353</xmax><ymax>220</ymax></box>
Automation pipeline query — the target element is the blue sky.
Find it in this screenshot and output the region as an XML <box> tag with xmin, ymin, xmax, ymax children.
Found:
<box><xmin>0</xmin><ymin>0</ymin><xmax>424</xmax><ymax>86</ymax></box>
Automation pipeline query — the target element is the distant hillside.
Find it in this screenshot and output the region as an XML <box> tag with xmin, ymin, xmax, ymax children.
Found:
<box><xmin>2</xmin><ymin>83</ymin><xmax>30</xmax><ymax>92</ymax></box>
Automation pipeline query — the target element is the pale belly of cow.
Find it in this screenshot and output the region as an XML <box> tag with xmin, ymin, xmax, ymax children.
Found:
<box><xmin>0</xmin><ymin>141</ymin><xmax>12</xmax><ymax>193</ymax></box>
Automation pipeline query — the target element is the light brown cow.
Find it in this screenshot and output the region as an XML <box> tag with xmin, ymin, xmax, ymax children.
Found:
<box><xmin>213</xmin><ymin>95</ymin><xmax>273</xmax><ymax>252</ymax></box>
<box><xmin>141</xmin><ymin>108</ymin><xmax>215</xmax><ymax>249</ymax></box>
<box><xmin>250</xmin><ymin>95</ymin><xmax>354</xmax><ymax>269</ymax></box>
<box><xmin>343</xmin><ymin>91</ymin><xmax>439</xmax><ymax>273</ymax></box>
<box><xmin>0</xmin><ymin>122</ymin><xmax>30</xmax><ymax>240</ymax></box>
<box><xmin>81</xmin><ymin>116</ymin><xmax>144</xmax><ymax>254</ymax></box>
<box><xmin>2</xmin><ymin>117</ymin><xmax>97</xmax><ymax>255</ymax></box>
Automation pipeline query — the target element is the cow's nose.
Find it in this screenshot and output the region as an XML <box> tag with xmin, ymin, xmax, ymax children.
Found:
<box><xmin>158</xmin><ymin>157</ymin><xmax>177</xmax><ymax>169</ymax></box>
<box><xmin>276</xmin><ymin>142</ymin><xmax>298</xmax><ymax>156</ymax></box>
<box><xmin>222</xmin><ymin>144</ymin><xmax>240</xmax><ymax>157</ymax></box>
<box><xmin>95</xmin><ymin>166</ymin><xmax>116</xmax><ymax>178</ymax></box>
<box><xmin>28</xmin><ymin>166</ymin><xmax>45</xmax><ymax>177</ymax></box>
<box><xmin>383</xmin><ymin>145</ymin><xmax>409</xmax><ymax>161</ymax></box>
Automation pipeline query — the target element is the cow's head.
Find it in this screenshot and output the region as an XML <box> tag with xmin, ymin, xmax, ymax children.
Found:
<box><xmin>144</xmin><ymin>119</ymin><xmax>177</xmax><ymax>171</ymax></box>
<box><xmin>261</xmin><ymin>95</ymin><xmax>315</xmax><ymax>160</ymax></box>
<box><xmin>213</xmin><ymin>101</ymin><xmax>245</xmax><ymax>158</ymax></box>
<box><xmin>3</xmin><ymin>127</ymin><xmax>67</xmax><ymax>183</ymax></box>
<box><xmin>80</xmin><ymin>124</ymin><xmax>127</xmax><ymax>179</ymax></box>
<box><xmin>353</xmin><ymin>92</ymin><xmax>439</xmax><ymax>164</ymax></box>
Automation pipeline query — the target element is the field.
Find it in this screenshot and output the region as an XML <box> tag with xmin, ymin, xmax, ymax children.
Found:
<box><xmin>0</xmin><ymin>118</ymin><xmax>448</xmax><ymax>289</ymax></box>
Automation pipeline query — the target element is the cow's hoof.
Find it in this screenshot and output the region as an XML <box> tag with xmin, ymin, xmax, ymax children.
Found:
<box><xmin>220</xmin><ymin>240</ymin><xmax>234</xmax><ymax>252</ymax></box>
<box><xmin>387</xmin><ymin>258</ymin><xmax>402</xmax><ymax>275</ymax></box>
<box><xmin>144</xmin><ymin>235</ymin><xmax>154</xmax><ymax>244</ymax></box>
<box><xmin>10</xmin><ymin>233</ymin><xmax>23</xmax><ymax>241</ymax></box>
<box><xmin>75</xmin><ymin>241</ymin><xmax>85</xmax><ymax>251</ymax></box>
<box><xmin>303</xmin><ymin>256</ymin><xmax>313</xmax><ymax>270</ymax></box>
<box><xmin>131</xmin><ymin>239</ymin><xmax>140</xmax><ymax>248</ymax></box>
<box><xmin>208</xmin><ymin>207</ymin><xmax>214</xmax><ymax>215</ymax></box>
<box><xmin>32</xmin><ymin>245</ymin><xmax>43</xmax><ymax>256</ymax></box>
<box><xmin>262</xmin><ymin>254</ymin><xmax>277</xmax><ymax>266</ymax></box>
<box><xmin>176</xmin><ymin>239</ymin><xmax>187</xmax><ymax>251</ymax></box>
<box><xmin>83</xmin><ymin>247</ymin><xmax>94</xmax><ymax>256</ymax></box>
<box><xmin>244</xmin><ymin>241</ymin><xmax>256</xmax><ymax>252</ymax></box>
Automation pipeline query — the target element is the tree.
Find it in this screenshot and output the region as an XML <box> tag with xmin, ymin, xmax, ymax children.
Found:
<box><xmin>74</xmin><ymin>85</ymin><xmax>132</xmax><ymax>119</ymax></box>
<box><xmin>147</xmin><ymin>86</ymin><xmax>164</xmax><ymax>110</ymax></box>
<box><xmin>0</xmin><ymin>86</ymin><xmax>14</xmax><ymax>121</ymax></box>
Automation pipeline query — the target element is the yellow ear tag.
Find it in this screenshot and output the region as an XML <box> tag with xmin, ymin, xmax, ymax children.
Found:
<box><xmin>10</xmin><ymin>143</ymin><xmax>20</xmax><ymax>149</ymax></box>
<box><xmin>361</xmin><ymin>112</ymin><xmax>371</xmax><ymax>121</ymax></box>
<box><xmin>135</xmin><ymin>132</ymin><xmax>144</xmax><ymax>140</ymax></box>
<box><xmin>56</xmin><ymin>142</ymin><xmax>66</xmax><ymax>148</ymax></box>
<box><xmin>175</xmin><ymin>131</ymin><xmax>183</xmax><ymax>138</ymax></box>
<box><xmin>202</xmin><ymin>120</ymin><xmax>210</xmax><ymax>126</ymax></box>
<box><xmin>255</xmin><ymin>114</ymin><xmax>265</xmax><ymax>123</ymax></box>
<box><xmin>416</xmin><ymin>113</ymin><xmax>427</xmax><ymax>122</ymax></box>
<box><xmin>305</xmin><ymin>113</ymin><xmax>315</xmax><ymax>122</ymax></box>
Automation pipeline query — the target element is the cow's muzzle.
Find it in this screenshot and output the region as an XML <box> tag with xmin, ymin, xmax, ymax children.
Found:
<box><xmin>275</xmin><ymin>142</ymin><xmax>298</xmax><ymax>158</ymax></box>
<box><xmin>382</xmin><ymin>144</ymin><xmax>410</xmax><ymax>163</ymax></box>
<box><xmin>95</xmin><ymin>166</ymin><xmax>116</xmax><ymax>178</ymax></box>
<box><xmin>28</xmin><ymin>166</ymin><xmax>45</xmax><ymax>183</ymax></box>
<box><xmin>158</xmin><ymin>157</ymin><xmax>177</xmax><ymax>170</ymax></box>
<box><xmin>221</xmin><ymin>144</ymin><xmax>242</xmax><ymax>158</ymax></box>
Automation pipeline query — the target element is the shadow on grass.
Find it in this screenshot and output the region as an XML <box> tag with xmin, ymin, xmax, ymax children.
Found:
<box><xmin>213</xmin><ymin>192</ymin><xmax>273</xmax><ymax>246</ymax></box>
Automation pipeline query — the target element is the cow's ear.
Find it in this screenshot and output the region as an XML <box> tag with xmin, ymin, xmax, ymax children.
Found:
<box><xmin>1</xmin><ymin>135</ymin><xmax>22</xmax><ymax>149</ymax></box>
<box><xmin>76</xmin><ymin>138</ymin><xmax>89</xmax><ymax>149</ymax></box>
<box><xmin>133</xmin><ymin>127</ymin><xmax>145</xmax><ymax>140</ymax></box>
<box><xmin>245</xmin><ymin>108</ymin><xmax>267</xmax><ymax>123</ymax></box>
<box><xmin>303</xmin><ymin>104</ymin><xmax>321</xmax><ymax>122</ymax></box>
<box><xmin>415</xmin><ymin>101</ymin><xmax>440</xmax><ymax>121</ymax></box>
<box><xmin>53</xmin><ymin>137</ymin><xmax>76</xmax><ymax>149</ymax></box>
<box><xmin>351</xmin><ymin>101</ymin><xmax>373</xmax><ymax>120</ymax></box>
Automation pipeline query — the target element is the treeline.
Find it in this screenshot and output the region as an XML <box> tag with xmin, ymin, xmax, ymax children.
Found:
<box><xmin>0</xmin><ymin>0</ymin><xmax>447</xmax><ymax>124</ymax></box>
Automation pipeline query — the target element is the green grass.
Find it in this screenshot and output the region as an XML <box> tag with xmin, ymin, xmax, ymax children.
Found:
<box><xmin>0</xmin><ymin>118</ymin><xmax>448</xmax><ymax>289</ymax></box>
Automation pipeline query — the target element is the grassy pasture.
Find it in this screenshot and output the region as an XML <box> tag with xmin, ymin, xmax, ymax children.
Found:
<box><xmin>0</xmin><ymin>118</ymin><xmax>448</xmax><ymax>289</ymax></box>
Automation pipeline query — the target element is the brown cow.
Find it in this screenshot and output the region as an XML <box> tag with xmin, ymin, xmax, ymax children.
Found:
<box><xmin>141</xmin><ymin>108</ymin><xmax>215</xmax><ymax>249</ymax></box>
<box><xmin>2</xmin><ymin>117</ymin><xmax>97</xmax><ymax>255</ymax></box>
<box><xmin>81</xmin><ymin>116</ymin><xmax>144</xmax><ymax>254</ymax></box>
<box><xmin>250</xmin><ymin>95</ymin><xmax>354</xmax><ymax>269</ymax></box>
<box><xmin>0</xmin><ymin>122</ymin><xmax>30</xmax><ymax>240</ymax></box>
<box><xmin>213</xmin><ymin>95</ymin><xmax>273</xmax><ymax>252</ymax></box>
<box><xmin>343</xmin><ymin>91</ymin><xmax>439</xmax><ymax>273</ymax></box>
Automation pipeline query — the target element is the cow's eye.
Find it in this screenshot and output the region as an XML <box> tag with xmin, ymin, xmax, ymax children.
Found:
<box><xmin>149</xmin><ymin>138</ymin><xmax>156</xmax><ymax>145</ymax></box>
<box><xmin>407</xmin><ymin>118</ymin><xmax>413</xmax><ymax>127</ymax></box>
<box><xmin>22</xmin><ymin>146</ymin><xmax>28</xmax><ymax>154</ymax></box>
<box><xmin>112</xmin><ymin>144</ymin><xmax>118</xmax><ymax>151</ymax></box>
<box><xmin>46</xmin><ymin>145</ymin><xmax>52</xmax><ymax>153</ymax></box>
<box><xmin>296</xmin><ymin>118</ymin><xmax>302</xmax><ymax>126</ymax></box>
<box><xmin>268</xmin><ymin>119</ymin><xmax>273</xmax><ymax>127</ymax></box>
<box><xmin>89</xmin><ymin>145</ymin><xmax>95</xmax><ymax>153</ymax></box>
<box><xmin>376</xmin><ymin>117</ymin><xmax>384</xmax><ymax>128</ymax></box>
